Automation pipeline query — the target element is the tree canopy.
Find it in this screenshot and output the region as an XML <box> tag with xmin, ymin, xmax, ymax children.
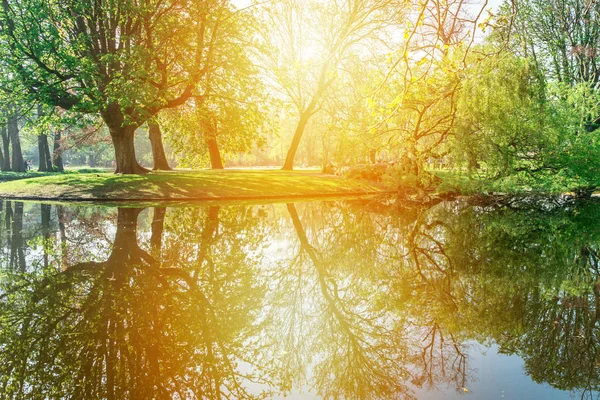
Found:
<box><xmin>0</xmin><ymin>0</ymin><xmax>598</xmax><ymax>196</ymax></box>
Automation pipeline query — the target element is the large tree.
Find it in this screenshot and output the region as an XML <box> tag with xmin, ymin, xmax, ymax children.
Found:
<box><xmin>259</xmin><ymin>0</ymin><xmax>405</xmax><ymax>170</ymax></box>
<box><xmin>0</xmin><ymin>0</ymin><xmax>236</xmax><ymax>173</ymax></box>
<box><xmin>161</xmin><ymin>6</ymin><xmax>268</xmax><ymax>170</ymax></box>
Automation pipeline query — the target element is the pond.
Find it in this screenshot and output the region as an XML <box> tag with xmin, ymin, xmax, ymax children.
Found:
<box><xmin>0</xmin><ymin>197</ymin><xmax>598</xmax><ymax>399</ymax></box>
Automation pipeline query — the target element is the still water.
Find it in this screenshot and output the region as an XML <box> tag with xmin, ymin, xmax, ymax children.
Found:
<box><xmin>0</xmin><ymin>197</ymin><xmax>598</xmax><ymax>399</ymax></box>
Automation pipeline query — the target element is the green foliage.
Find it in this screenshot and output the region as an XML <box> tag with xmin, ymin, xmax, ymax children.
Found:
<box><xmin>455</xmin><ymin>49</ymin><xmax>550</xmax><ymax>175</ymax></box>
<box><xmin>0</xmin><ymin>0</ymin><xmax>232</xmax><ymax>119</ymax></box>
<box><xmin>159</xmin><ymin>6</ymin><xmax>271</xmax><ymax>168</ymax></box>
<box><xmin>0</xmin><ymin>0</ymin><xmax>599</xmax><ymax>188</ymax></box>
<box><xmin>452</xmin><ymin>39</ymin><xmax>600</xmax><ymax>194</ymax></box>
<box><xmin>0</xmin><ymin>0</ymin><xmax>250</xmax><ymax>173</ymax></box>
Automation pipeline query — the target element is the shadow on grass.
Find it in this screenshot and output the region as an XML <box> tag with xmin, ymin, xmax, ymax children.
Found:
<box><xmin>3</xmin><ymin>170</ymin><xmax>390</xmax><ymax>201</ymax></box>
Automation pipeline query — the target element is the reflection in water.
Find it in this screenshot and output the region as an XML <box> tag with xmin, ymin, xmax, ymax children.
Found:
<box><xmin>0</xmin><ymin>197</ymin><xmax>599</xmax><ymax>398</ymax></box>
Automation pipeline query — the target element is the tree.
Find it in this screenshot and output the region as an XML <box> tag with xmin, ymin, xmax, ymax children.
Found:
<box><xmin>147</xmin><ymin>120</ymin><xmax>171</xmax><ymax>171</ymax></box>
<box><xmin>161</xmin><ymin>6</ymin><xmax>268</xmax><ymax>170</ymax></box>
<box><xmin>451</xmin><ymin>9</ymin><xmax>600</xmax><ymax>194</ymax></box>
<box><xmin>36</xmin><ymin>106</ymin><xmax>53</xmax><ymax>171</ymax></box>
<box><xmin>513</xmin><ymin>0</ymin><xmax>600</xmax><ymax>86</ymax></box>
<box><xmin>454</xmin><ymin>48</ymin><xmax>552</xmax><ymax>177</ymax></box>
<box><xmin>6</xmin><ymin>104</ymin><xmax>23</xmax><ymax>172</ymax></box>
<box><xmin>0</xmin><ymin>0</ymin><xmax>238</xmax><ymax>174</ymax></box>
<box><xmin>365</xmin><ymin>0</ymin><xmax>495</xmax><ymax>192</ymax></box>
<box><xmin>508</xmin><ymin>0</ymin><xmax>600</xmax><ymax>133</ymax></box>
<box><xmin>258</xmin><ymin>0</ymin><xmax>405</xmax><ymax>170</ymax></box>
<box><xmin>0</xmin><ymin>123</ymin><xmax>8</xmax><ymax>171</ymax></box>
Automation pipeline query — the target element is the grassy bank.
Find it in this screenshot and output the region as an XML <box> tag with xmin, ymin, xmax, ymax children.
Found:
<box><xmin>0</xmin><ymin>168</ymin><xmax>109</xmax><ymax>182</ymax></box>
<box><xmin>0</xmin><ymin>169</ymin><xmax>392</xmax><ymax>202</ymax></box>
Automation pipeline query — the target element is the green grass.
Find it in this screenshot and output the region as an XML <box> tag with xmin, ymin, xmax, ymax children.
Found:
<box><xmin>0</xmin><ymin>168</ymin><xmax>108</xmax><ymax>182</ymax></box>
<box><xmin>0</xmin><ymin>169</ymin><xmax>392</xmax><ymax>202</ymax></box>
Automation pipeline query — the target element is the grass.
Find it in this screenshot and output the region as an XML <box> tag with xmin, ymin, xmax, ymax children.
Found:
<box><xmin>0</xmin><ymin>169</ymin><xmax>393</xmax><ymax>202</ymax></box>
<box><xmin>0</xmin><ymin>168</ymin><xmax>108</xmax><ymax>182</ymax></box>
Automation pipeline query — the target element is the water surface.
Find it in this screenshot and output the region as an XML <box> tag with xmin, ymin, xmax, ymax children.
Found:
<box><xmin>0</xmin><ymin>197</ymin><xmax>598</xmax><ymax>399</ymax></box>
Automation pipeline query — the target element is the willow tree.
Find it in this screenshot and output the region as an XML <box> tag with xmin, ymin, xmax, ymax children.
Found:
<box><xmin>0</xmin><ymin>0</ymin><xmax>236</xmax><ymax>174</ymax></box>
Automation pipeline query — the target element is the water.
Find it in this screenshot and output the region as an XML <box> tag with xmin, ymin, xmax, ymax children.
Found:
<box><xmin>0</xmin><ymin>197</ymin><xmax>598</xmax><ymax>399</ymax></box>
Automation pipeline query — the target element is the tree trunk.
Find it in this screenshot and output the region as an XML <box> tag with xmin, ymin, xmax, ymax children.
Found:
<box><xmin>110</xmin><ymin>126</ymin><xmax>149</xmax><ymax>174</ymax></box>
<box><xmin>38</xmin><ymin>134</ymin><xmax>53</xmax><ymax>171</ymax></box>
<box><xmin>38</xmin><ymin>135</ymin><xmax>47</xmax><ymax>171</ymax></box>
<box><xmin>206</xmin><ymin>137</ymin><xmax>224</xmax><ymax>170</ymax></box>
<box><xmin>369</xmin><ymin>149</ymin><xmax>377</xmax><ymax>164</ymax></box>
<box><xmin>53</xmin><ymin>130</ymin><xmax>64</xmax><ymax>172</ymax></box>
<box><xmin>37</xmin><ymin>104</ymin><xmax>53</xmax><ymax>172</ymax></box>
<box><xmin>43</xmin><ymin>135</ymin><xmax>52</xmax><ymax>170</ymax></box>
<box><xmin>8</xmin><ymin>107</ymin><xmax>24</xmax><ymax>172</ymax></box>
<box><xmin>0</xmin><ymin>131</ymin><xmax>4</xmax><ymax>171</ymax></box>
<box><xmin>282</xmin><ymin>113</ymin><xmax>310</xmax><ymax>171</ymax></box>
<box><xmin>148</xmin><ymin>122</ymin><xmax>172</xmax><ymax>171</ymax></box>
<box><xmin>88</xmin><ymin>153</ymin><xmax>96</xmax><ymax>168</ymax></box>
<box><xmin>0</xmin><ymin>125</ymin><xmax>9</xmax><ymax>171</ymax></box>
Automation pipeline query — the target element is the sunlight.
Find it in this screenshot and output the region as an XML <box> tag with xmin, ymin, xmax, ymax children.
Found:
<box><xmin>0</xmin><ymin>0</ymin><xmax>599</xmax><ymax>398</ymax></box>
<box><xmin>231</xmin><ymin>0</ymin><xmax>252</xmax><ymax>9</ymax></box>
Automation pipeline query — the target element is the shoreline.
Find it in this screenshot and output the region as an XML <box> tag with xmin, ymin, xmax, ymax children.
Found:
<box><xmin>0</xmin><ymin>170</ymin><xmax>394</xmax><ymax>204</ymax></box>
<box><xmin>0</xmin><ymin>192</ymin><xmax>394</xmax><ymax>208</ymax></box>
<box><xmin>1</xmin><ymin>169</ymin><xmax>594</xmax><ymax>206</ymax></box>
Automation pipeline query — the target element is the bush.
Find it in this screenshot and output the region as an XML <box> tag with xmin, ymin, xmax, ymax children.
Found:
<box><xmin>344</xmin><ymin>164</ymin><xmax>390</xmax><ymax>182</ymax></box>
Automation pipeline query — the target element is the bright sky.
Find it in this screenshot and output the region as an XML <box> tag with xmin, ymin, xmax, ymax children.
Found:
<box><xmin>231</xmin><ymin>0</ymin><xmax>506</xmax><ymax>12</ymax></box>
<box><xmin>487</xmin><ymin>0</ymin><xmax>504</xmax><ymax>11</ymax></box>
<box><xmin>231</xmin><ymin>0</ymin><xmax>252</xmax><ymax>9</ymax></box>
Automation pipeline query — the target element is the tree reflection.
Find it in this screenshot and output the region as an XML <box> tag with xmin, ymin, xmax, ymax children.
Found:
<box><xmin>0</xmin><ymin>205</ymin><xmax>273</xmax><ymax>399</ymax></box>
<box><xmin>418</xmin><ymin>197</ymin><xmax>600</xmax><ymax>396</ymax></box>
<box><xmin>265</xmin><ymin>201</ymin><xmax>472</xmax><ymax>399</ymax></box>
<box><xmin>284</xmin><ymin>202</ymin><xmax>411</xmax><ymax>399</ymax></box>
<box><xmin>0</xmin><ymin>198</ymin><xmax>600</xmax><ymax>398</ymax></box>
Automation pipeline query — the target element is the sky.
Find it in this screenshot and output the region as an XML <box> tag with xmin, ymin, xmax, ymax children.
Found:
<box><xmin>231</xmin><ymin>0</ymin><xmax>506</xmax><ymax>12</ymax></box>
